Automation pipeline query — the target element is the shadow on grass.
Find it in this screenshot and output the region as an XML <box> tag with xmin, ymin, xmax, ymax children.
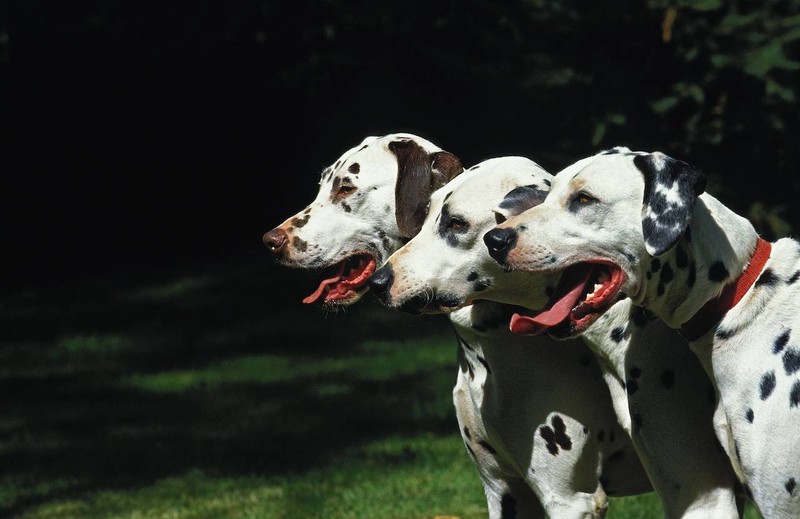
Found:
<box><xmin>0</xmin><ymin>252</ymin><xmax>457</xmax><ymax>517</ymax></box>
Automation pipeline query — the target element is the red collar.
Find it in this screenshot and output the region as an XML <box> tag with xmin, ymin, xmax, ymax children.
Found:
<box><xmin>679</xmin><ymin>237</ymin><xmax>772</xmax><ymax>341</ymax></box>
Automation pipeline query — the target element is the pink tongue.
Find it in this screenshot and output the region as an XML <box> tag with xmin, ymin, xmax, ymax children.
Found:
<box><xmin>302</xmin><ymin>262</ymin><xmax>346</xmax><ymax>304</ymax></box>
<box><xmin>509</xmin><ymin>264</ymin><xmax>593</xmax><ymax>335</ymax></box>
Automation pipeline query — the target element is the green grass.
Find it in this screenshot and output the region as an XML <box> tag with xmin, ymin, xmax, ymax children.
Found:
<box><xmin>0</xmin><ymin>255</ymin><xmax>763</xmax><ymax>518</ymax></box>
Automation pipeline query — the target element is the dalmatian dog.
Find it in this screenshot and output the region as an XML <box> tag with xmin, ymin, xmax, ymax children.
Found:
<box><xmin>263</xmin><ymin>135</ymin><xmax>653</xmax><ymax>518</ymax></box>
<box><xmin>484</xmin><ymin>146</ymin><xmax>800</xmax><ymax>518</ymax></box>
<box><xmin>369</xmin><ymin>156</ymin><xmax>743</xmax><ymax>518</ymax></box>
<box><xmin>263</xmin><ymin>133</ymin><xmax>462</xmax><ymax>305</ymax></box>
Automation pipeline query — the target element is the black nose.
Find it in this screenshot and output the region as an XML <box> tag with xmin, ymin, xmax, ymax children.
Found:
<box><xmin>368</xmin><ymin>264</ymin><xmax>394</xmax><ymax>304</ymax></box>
<box><xmin>483</xmin><ymin>227</ymin><xmax>518</xmax><ymax>265</ymax></box>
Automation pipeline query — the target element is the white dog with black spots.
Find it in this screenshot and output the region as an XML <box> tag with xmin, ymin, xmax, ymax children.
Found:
<box><xmin>485</xmin><ymin>146</ymin><xmax>799</xmax><ymax>519</ymax></box>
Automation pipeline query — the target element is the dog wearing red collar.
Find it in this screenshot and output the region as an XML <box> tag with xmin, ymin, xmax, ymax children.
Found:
<box><xmin>485</xmin><ymin>146</ymin><xmax>799</xmax><ymax>519</ymax></box>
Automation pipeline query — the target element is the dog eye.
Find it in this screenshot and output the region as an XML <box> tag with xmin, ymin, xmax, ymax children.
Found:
<box><xmin>448</xmin><ymin>217</ymin><xmax>469</xmax><ymax>231</ymax></box>
<box><xmin>337</xmin><ymin>184</ymin><xmax>356</xmax><ymax>196</ymax></box>
<box><xmin>569</xmin><ymin>191</ymin><xmax>597</xmax><ymax>211</ymax></box>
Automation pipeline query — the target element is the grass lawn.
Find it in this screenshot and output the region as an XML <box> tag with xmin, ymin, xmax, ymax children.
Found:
<box><xmin>1</xmin><ymin>254</ymin><xmax>763</xmax><ymax>518</ymax></box>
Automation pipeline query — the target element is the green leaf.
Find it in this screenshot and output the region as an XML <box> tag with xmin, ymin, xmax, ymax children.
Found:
<box><xmin>651</xmin><ymin>96</ymin><xmax>679</xmax><ymax>113</ymax></box>
<box><xmin>720</xmin><ymin>12</ymin><xmax>760</xmax><ymax>29</ymax></box>
<box><xmin>679</xmin><ymin>0</ymin><xmax>721</xmax><ymax>11</ymax></box>
<box><xmin>744</xmin><ymin>43</ymin><xmax>800</xmax><ymax>77</ymax></box>
<box><xmin>766</xmin><ymin>79</ymin><xmax>796</xmax><ymax>102</ymax></box>
<box><xmin>711</xmin><ymin>53</ymin><xmax>735</xmax><ymax>68</ymax></box>
<box><xmin>591</xmin><ymin>123</ymin><xmax>606</xmax><ymax>147</ymax></box>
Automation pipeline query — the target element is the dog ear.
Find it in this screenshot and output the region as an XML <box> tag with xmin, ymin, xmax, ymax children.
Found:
<box><xmin>390</xmin><ymin>139</ymin><xmax>464</xmax><ymax>238</ymax></box>
<box><xmin>430</xmin><ymin>151</ymin><xmax>464</xmax><ymax>191</ymax></box>
<box><xmin>634</xmin><ymin>153</ymin><xmax>706</xmax><ymax>257</ymax></box>
<box><xmin>493</xmin><ymin>185</ymin><xmax>550</xmax><ymax>223</ymax></box>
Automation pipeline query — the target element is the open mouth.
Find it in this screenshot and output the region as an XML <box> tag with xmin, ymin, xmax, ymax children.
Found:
<box><xmin>302</xmin><ymin>253</ymin><xmax>377</xmax><ymax>306</ymax></box>
<box><xmin>508</xmin><ymin>262</ymin><xmax>624</xmax><ymax>336</ymax></box>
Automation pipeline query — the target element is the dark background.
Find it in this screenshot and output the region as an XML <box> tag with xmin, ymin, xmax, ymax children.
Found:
<box><xmin>3</xmin><ymin>0</ymin><xmax>799</xmax><ymax>290</ymax></box>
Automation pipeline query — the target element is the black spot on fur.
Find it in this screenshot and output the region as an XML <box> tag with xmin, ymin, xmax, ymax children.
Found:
<box><xmin>790</xmin><ymin>380</ymin><xmax>800</xmax><ymax>408</ymax></box>
<box><xmin>467</xmin><ymin>272</ymin><xmax>479</xmax><ymax>282</ymax></box>
<box><xmin>789</xmin><ymin>270</ymin><xmax>800</xmax><ymax>285</ymax></box>
<box><xmin>462</xmin><ymin>426</ymin><xmax>472</xmax><ymax>440</ymax></box>
<box><xmin>477</xmin><ymin>355</ymin><xmax>492</xmax><ymax>375</ymax></box>
<box><xmin>755</xmin><ymin>268</ymin><xmax>779</xmax><ymax>287</ymax></box>
<box><xmin>760</xmin><ymin>371</ymin><xmax>776</xmax><ymax>400</ymax></box>
<box><xmin>610</xmin><ymin>327</ymin><xmax>625</xmax><ymax>342</ymax></box>
<box><xmin>784</xmin><ymin>349</ymin><xmax>800</xmax><ymax>375</ymax></box>
<box><xmin>786</xmin><ymin>478</ymin><xmax>797</xmax><ymax>496</ymax></box>
<box><xmin>708</xmin><ymin>261</ymin><xmax>730</xmax><ymax>283</ymax></box>
<box><xmin>501</xmin><ymin>493</ymin><xmax>516</xmax><ymax>519</ymax></box>
<box><xmin>659</xmin><ymin>262</ymin><xmax>674</xmax><ymax>283</ymax></box>
<box><xmin>661</xmin><ymin>369</ymin><xmax>675</xmax><ymax>389</ymax></box>
<box><xmin>465</xmin><ymin>443</ymin><xmax>477</xmax><ymax>459</ymax></box>
<box><xmin>290</xmin><ymin>214</ymin><xmax>310</xmax><ymax>228</ymax></box>
<box><xmin>479</xmin><ymin>439</ymin><xmax>497</xmax><ymax>454</ymax></box>
<box><xmin>456</xmin><ymin>338</ymin><xmax>475</xmax><ymax>380</ymax></box>
<box><xmin>745</xmin><ymin>408</ymin><xmax>754</xmax><ymax>423</ymax></box>
<box><xmin>341</xmin><ymin>202</ymin><xmax>352</xmax><ymax>213</ymax></box>
<box><xmin>543</xmin><ymin>178</ymin><xmax>551</xmax><ymax>186</ymax></box>
<box><xmin>292</xmin><ymin>237</ymin><xmax>308</xmax><ymax>252</ymax></box>
<box><xmin>716</xmin><ymin>327</ymin><xmax>736</xmax><ymax>340</ymax></box>
<box><xmin>676</xmin><ymin>244</ymin><xmax>689</xmax><ymax>268</ymax></box>
<box><xmin>626</xmin><ymin>378</ymin><xmax>639</xmax><ymax>395</ymax></box>
<box><xmin>539</xmin><ymin>415</ymin><xmax>572</xmax><ymax>455</ymax></box>
<box><xmin>650</xmin><ymin>258</ymin><xmax>661</xmax><ymax>272</ymax></box>
<box><xmin>774</xmin><ymin>330</ymin><xmax>791</xmax><ymax>354</ymax></box>
<box><xmin>474</xmin><ymin>279</ymin><xmax>491</xmax><ymax>292</ymax></box>
<box><xmin>657</xmin><ymin>284</ymin><xmax>665</xmax><ymax>296</ymax></box>
<box><xmin>348</xmin><ymin>162</ymin><xmax>360</xmax><ymax>174</ymax></box>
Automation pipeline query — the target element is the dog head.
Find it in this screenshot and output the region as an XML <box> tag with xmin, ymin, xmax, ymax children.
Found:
<box><xmin>368</xmin><ymin>156</ymin><xmax>561</xmax><ymax>315</ymax></box>
<box><xmin>483</xmin><ymin>146</ymin><xmax>706</xmax><ymax>337</ymax></box>
<box><xmin>262</xmin><ymin>133</ymin><xmax>463</xmax><ymax>309</ymax></box>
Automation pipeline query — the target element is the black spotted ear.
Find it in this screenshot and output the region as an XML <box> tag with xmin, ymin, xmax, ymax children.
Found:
<box><xmin>493</xmin><ymin>186</ymin><xmax>548</xmax><ymax>223</ymax></box>
<box><xmin>390</xmin><ymin>139</ymin><xmax>464</xmax><ymax>238</ymax></box>
<box><xmin>493</xmin><ymin>185</ymin><xmax>550</xmax><ymax>222</ymax></box>
<box><xmin>634</xmin><ymin>153</ymin><xmax>706</xmax><ymax>257</ymax></box>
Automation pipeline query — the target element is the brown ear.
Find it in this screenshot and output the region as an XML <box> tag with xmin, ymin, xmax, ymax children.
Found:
<box><xmin>431</xmin><ymin>150</ymin><xmax>463</xmax><ymax>190</ymax></box>
<box><xmin>390</xmin><ymin>139</ymin><xmax>464</xmax><ymax>238</ymax></box>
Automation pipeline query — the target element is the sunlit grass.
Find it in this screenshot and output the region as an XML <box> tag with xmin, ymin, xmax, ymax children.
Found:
<box><xmin>125</xmin><ymin>337</ymin><xmax>456</xmax><ymax>392</ymax></box>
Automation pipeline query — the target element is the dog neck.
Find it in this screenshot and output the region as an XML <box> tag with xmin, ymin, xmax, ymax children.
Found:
<box><xmin>679</xmin><ymin>236</ymin><xmax>771</xmax><ymax>341</ymax></box>
<box><xmin>639</xmin><ymin>194</ymin><xmax>765</xmax><ymax>333</ymax></box>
